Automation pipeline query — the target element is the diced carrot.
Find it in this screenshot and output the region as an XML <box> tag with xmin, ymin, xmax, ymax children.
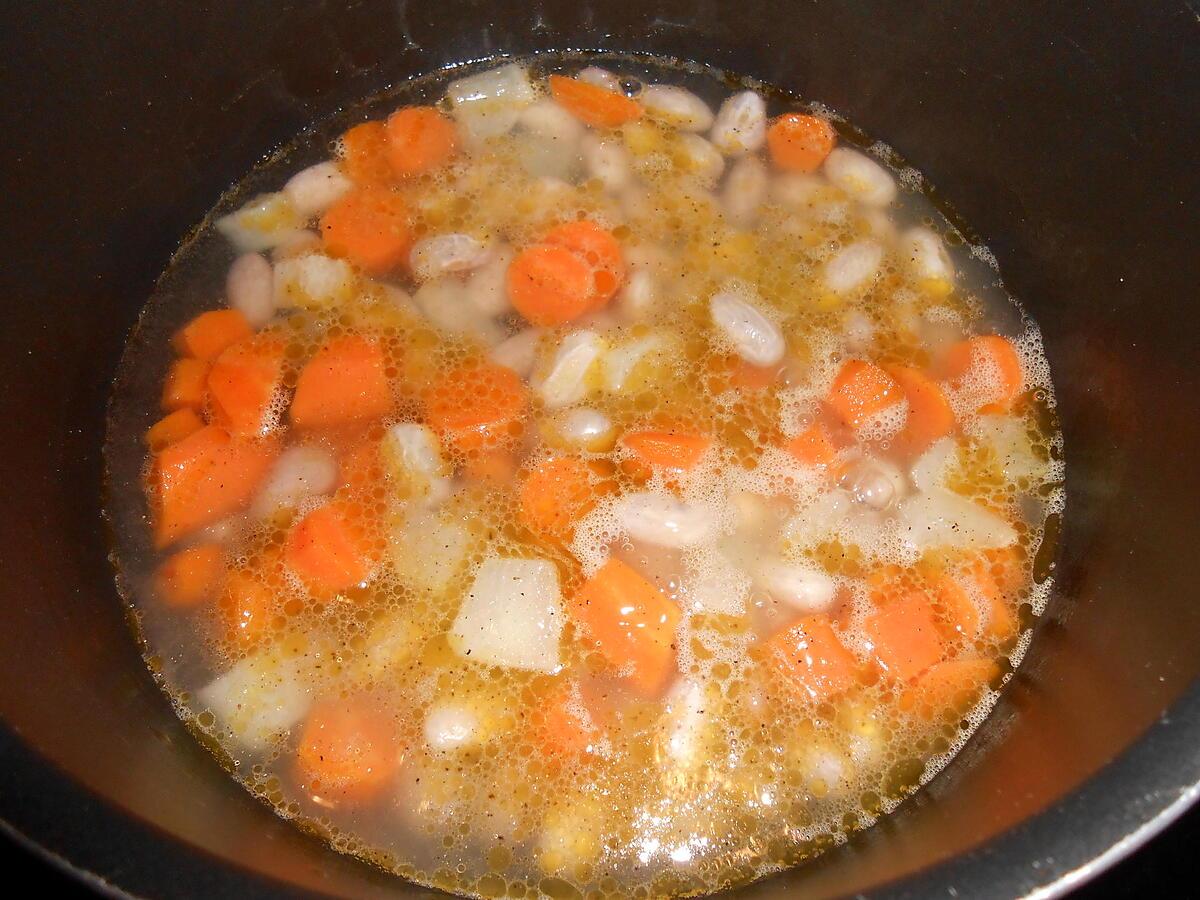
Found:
<box><xmin>424</xmin><ymin>362</ymin><xmax>528</xmax><ymax>453</ymax></box>
<box><xmin>548</xmin><ymin>75</ymin><xmax>642</xmax><ymax>128</ymax></box>
<box><xmin>291</xmin><ymin>335</ymin><xmax>392</xmax><ymax>429</ymax></box>
<box><xmin>621</xmin><ymin>430</ymin><xmax>710</xmax><ymax>471</ymax></box>
<box><xmin>462</xmin><ymin>448</ymin><xmax>518</xmax><ymax>485</ymax></box>
<box><xmin>535</xmin><ymin>680</ymin><xmax>601</xmax><ymax>760</ymax></box>
<box><xmin>161</xmin><ymin>358</ymin><xmax>210</xmax><ymax>411</ymax></box>
<box><xmin>154</xmin><ymin>544</ymin><xmax>226</xmax><ymax>608</ymax></box>
<box><xmin>765</xmin><ymin>615</ymin><xmax>859</xmax><ymax>703</ymax></box>
<box><xmin>885</xmin><ymin>364</ymin><xmax>955</xmax><ymax>455</ymax></box>
<box><xmin>285</xmin><ymin>499</ymin><xmax>375</xmax><ymax>593</ymax></box>
<box><xmin>520</xmin><ymin>457</ymin><xmax>610</xmax><ymax>540</ymax></box>
<box><xmin>766</xmin><ymin>113</ymin><xmax>836</xmax><ymax>173</ymax></box>
<box><xmin>932</xmin><ymin>572</ymin><xmax>981</xmax><ymax>644</ymax></box>
<box><xmin>218</xmin><ymin>566</ymin><xmax>281</xmax><ymax>647</ymax></box>
<box><xmin>944</xmin><ymin>335</ymin><xmax>1024</xmax><ymax>411</ymax></box>
<box><xmin>572</xmin><ymin>558</ymin><xmax>682</xmax><ymax>697</ymax></box>
<box><xmin>385</xmin><ymin>106</ymin><xmax>458</xmax><ymax>178</ymax></box>
<box><xmin>145</xmin><ymin>408</ymin><xmax>205</xmax><ymax>452</ymax></box>
<box><xmin>320</xmin><ymin>186</ymin><xmax>411</xmax><ymax>274</ymax></box>
<box><xmin>173</xmin><ymin>309</ymin><xmax>254</xmax><ymax>361</ymax></box>
<box><xmin>785</xmin><ymin>423</ymin><xmax>838</xmax><ymax>469</ymax></box>
<box><xmin>207</xmin><ymin>336</ymin><xmax>286</xmax><ymax>437</ymax></box>
<box><xmin>295</xmin><ymin>698</ymin><xmax>397</xmax><ymax>802</ymax></box>
<box><xmin>506</xmin><ymin>243</ymin><xmax>595</xmax><ymax>326</ymax></box>
<box><xmin>340</xmin><ymin>121</ymin><xmax>393</xmax><ymax>187</ymax></box>
<box><xmin>827</xmin><ymin>359</ymin><xmax>902</xmax><ymax>430</ymax></box>
<box><xmin>543</xmin><ymin>220</ymin><xmax>625</xmax><ymax>309</ymax></box>
<box><xmin>864</xmin><ymin>591</ymin><xmax>945</xmax><ymax>680</ymax></box>
<box><xmin>972</xmin><ymin>557</ymin><xmax>1019</xmax><ymax>642</ymax></box>
<box><xmin>151</xmin><ymin>426</ymin><xmax>278</xmax><ymax>547</ymax></box>
<box><xmin>900</xmin><ymin>657</ymin><xmax>998</xmax><ymax>720</ymax></box>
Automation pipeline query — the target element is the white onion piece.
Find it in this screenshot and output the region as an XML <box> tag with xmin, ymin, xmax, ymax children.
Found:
<box><xmin>389</xmin><ymin>508</ymin><xmax>476</xmax><ymax>595</ymax></box>
<box><xmin>273</xmin><ymin>253</ymin><xmax>357</xmax><ymax>310</ymax></box>
<box><xmin>536</xmin><ymin>330</ymin><xmax>605</xmax><ymax>408</ymax></box>
<box><xmin>447</xmin><ymin>64</ymin><xmax>535</xmax><ymax>140</ymax></box>
<box><xmin>450</xmin><ymin>557</ymin><xmax>564</xmax><ymax>673</ymax></box>
<box><xmin>409</xmin><ymin>233</ymin><xmax>491</xmax><ymax>281</ymax></box>
<box><xmin>216</xmin><ymin>192</ymin><xmax>303</xmax><ymax>252</ymax></box>
<box><xmin>710</xmin><ymin>91</ymin><xmax>767</xmax><ymax>155</ymax></box>
<box><xmin>515</xmin><ymin>131</ymin><xmax>583</xmax><ymax>181</ymax></box>
<box><xmin>581</xmin><ymin>134</ymin><xmax>631</xmax><ymax>191</ymax></box>
<box><xmin>756</xmin><ymin>560</ymin><xmax>837</xmax><ymax>613</ymax></box>
<box><xmin>641</xmin><ymin>85</ymin><xmax>714</xmax><ymax>131</ymax></box>
<box><xmin>424</xmin><ymin>703</ymin><xmax>481</xmax><ymax>752</ymax></box>
<box><xmin>464</xmin><ymin>245</ymin><xmax>515</xmax><ymax>317</ymax></box>
<box><xmin>823</xmin><ymin>240</ymin><xmax>884</xmax><ymax>293</ymax></box>
<box><xmin>721</xmin><ymin>155</ymin><xmax>769</xmax><ymax>227</ymax></box>
<box><xmin>603</xmin><ymin>334</ymin><xmax>664</xmax><ymax>392</ymax></box>
<box><xmin>197</xmin><ymin>650</ymin><xmax>311</xmax><ymax>751</ymax></box>
<box><xmin>226</xmin><ymin>253</ymin><xmax>275</xmax><ymax>327</ymax></box>
<box><xmin>675</xmin><ymin>133</ymin><xmax>725</xmax><ymax>183</ymax></box>
<box><xmin>911</xmin><ymin>437</ymin><xmax>957</xmax><ymax>492</ymax></box>
<box><xmin>898</xmin><ymin>488</ymin><xmax>1019</xmax><ymax>551</ymax></box>
<box><xmin>966</xmin><ymin>415</ymin><xmax>1050</xmax><ymax>484</ymax></box>
<box><xmin>616</xmin><ymin>493</ymin><xmax>715</xmax><ymax>549</ymax></box>
<box><xmin>380</xmin><ymin>423</ymin><xmax>451</xmax><ymax>505</ymax></box>
<box><xmin>518</xmin><ymin>99</ymin><xmax>586</xmax><ymax>144</ymax></box>
<box><xmin>282</xmin><ymin>161</ymin><xmax>352</xmax><ymax>219</ymax></box>
<box><xmin>489</xmin><ymin>328</ymin><xmax>543</xmax><ymax>378</ymax></box>
<box><xmin>901</xmin><ymin>226</ymin><xmax>954</xmax><ymax>282</ymax></box>
<box><xmin>824</xmin><ymin>147</ymin><xmax>897</xmax><ymax>207</ymax></box>
<box><xmin>250</xmin><ymin>445</ymin><xmax>338</xmax><ymax>519</ymax></box>
<box><xmin>709</xmin><ymin>287</ymin><xmax>785</xmax><ymax>367</ymax></box>
<box><xmin>576</xmin><ymin>66</ymin><xmax>621</xmax><ymax>93</ymax></box>
<box><xmin>616</xmin><ymin>268</ymin><xmax>658</xmax><ymax>321</ymax></box>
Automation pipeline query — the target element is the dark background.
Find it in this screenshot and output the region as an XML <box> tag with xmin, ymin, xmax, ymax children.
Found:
<box><xmin>5</xmin><ymin>802</ymin><xmax>1197</xmax><ymax>898</ymax></box>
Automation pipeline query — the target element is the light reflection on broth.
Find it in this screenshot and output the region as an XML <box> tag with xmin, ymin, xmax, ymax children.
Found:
<box><xmin>106</xmin><ymin>54</ymin><xmax>1063</xmax><ymax>899</ymax></box>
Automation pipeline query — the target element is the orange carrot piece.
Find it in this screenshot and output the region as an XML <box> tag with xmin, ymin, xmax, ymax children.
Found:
<box><xmin>424</xmin><ymin>362</ymin><xmax>528</xmax><ymax>453</ymax></box>
<box><xmin>320</xmin><ymin>186</ymin><xmax>411</xmax><ymax>274</ymax></box>
<box><xmin>785</xmin><ymin>423</ymin><xmax>839</xmax><ymax>469</ymax></box>
<box><xmin>161</xmin><ymin>358</ymin><xmax>211</xmax><ymax>411</ymax></box>
<box><xmin>291</xmin><ymin>335</ymin><xmax>392</xmax><ymax>429</ymax></box>
<box><xmin>864</xmin><ymin>591</ymin><xmax>945</xmax><ymax>680</ymax></box>
<box><xmin>885</xmin><ymin>364</ymin><xmax>955</xmax><ymax>455</ymax></box>
<box><xmin>520</xmin><ymin>457</ymin><xmax>608</xmax><ymax>540</ymax></box>
<box><xmin>536</xmin><ymin>680</ymin><xmax>601</xmax><ymax>760</ymax></box>
<box><xmin>145</xmin><ymin>408</ymin><xmax>205</xmax><ymax>452</ymax></box>
<box><xmin>340</xmin><ymin>121</ymin><xmax>393</xmax><ymax>187</ymax></box>
<box><xmin>945</xmin><ymin>335</ymin><xmax>1024</xmax><ymax>410</ymax></box>
<box><xmin>972</xmin><ymin>557</ymin><xmax>1019</xmax><ymax>642</ymax></box>
<box><xmin>765</xmin><ymin>615</ymin><xmax>859</xmax><ymax>703</ymax></box>
<box><xmin>543</xmin><ymin>220</ymin><xmax>626</xmax><ymax>309</ymax></box>
<box><xmin>900</xmin><ymin>657</ymin><xmax>999</xmax><ymax>720</ymax></box>
<box><xmin>218</xmin><ymin>566</ymin><xmax>281</xmax><ymax>647</ymax></box>
<box><xmin>506</xmin><ymin>243</ymin><xmax>596</xmax><ymax>326</ymax></box>
<box><xmin>621</xmin><ymin>430</ymin><xmax>711</xmax><ymax>471</ymax></box>
<box><xmin>462</xmin><ymin>448</ymin><xmax>518</xmax><ymax>485</ymax></box>
<box><xmin>152</xmin><ymin>426</ymin><xmax>278</xmax><ymax>548</ymax></box>
<box><xmin>385</xmin><ymin>106</ymin><xmax>458</xmax><ymax>178</ymax></box>
<box><xmin>173</xmin><ymin>309</ymin><xmax>254</xmax><ymax>361</ymax></box>
<box><xmin>295</xmin><ymin>698</ymin><xmax>397</xmax><ymax>802</ymax></box>
<box><xmin>548</xmin><ymin>75</ymin><xmax>642</xmax><ymax>128</ymax></box>
<box><xmin>572</xmin><ymin>558</ymin><xmax>682</xmax><ymax>697</ymax></box>
<box><xmin>207</xmin><ymin>336</ymin><xmax>286</xmax><ymax>437</ymax></box>
<box><xmin>827</xmin><ymin>359</ymin><xmax>902</xmax><ymax>430</ymax></box>
<box><xmin>933</xmin><ymin>572</ymin><xmax>981</xmax><ymax>643</ymax></box>
<box><xmin>767</xmin><ymin>113</ymin><xmax>836</xmax><ymax>173</ymax></box>
<box><xmin>154</xmin><ymin>544</ymin><xmax>226</xmax><ymax>608</ymax></box>
<box><xmin>285</xmin><ymin>500</ymin><xmax>375</xmax><ymax>593</ymax></box>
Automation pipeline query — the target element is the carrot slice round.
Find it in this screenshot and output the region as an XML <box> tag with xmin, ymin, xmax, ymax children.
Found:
<box><xmin>767</xmin><ymin>113</ymin><xmax>836</xmax><ymax>173</ymax></box>
<box><xmin>507</xmin><ymin>244</ymin><xmax>596</xmax><ymax>326</ymax></box>
<box><xmin>385</xmin><ymin>106</ymin><xmax>458</xmax><ymax>178</ymax></box>
<box><xmin>320</xmin><ymin>187</ymin><xmax>411</xmax><ymax>274</ymax></box>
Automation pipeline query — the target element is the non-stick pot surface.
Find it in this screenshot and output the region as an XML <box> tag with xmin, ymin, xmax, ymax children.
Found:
<box><xmin>1</xmin><ymin>2</ymin><xmax>1197</xmax><ymax>897</ymax></box>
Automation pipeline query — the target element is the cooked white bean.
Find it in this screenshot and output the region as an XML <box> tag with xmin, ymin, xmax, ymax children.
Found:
<box><xmin>536</xmin><ymin>330</ymin><xmax>605</xmax><ymax>408</ymax></box>
<box><xmin>282</xmin><ymin>161</ymin><xmax>352</xmax><ymax>219</ymax></box>
<box><xmin>640</xmin><ymin>85</ymin><xmax>714</xmax><ymax>131</ymax></box>
<box><xmin>675</xmin><ymin>133</ymin><xmax>725</xmax><ymax>183</ymax></box>
<box><xmin>250</xmin><ymin>445</ymin><xmax>338</xmax><ymax>519</ymax></box>
<box><xmin>556</xmin><ymin>407</ymin><xmax>615</xmax><ymax>451</ymax></box>
<box><xmin>581</xmin><ymin>134</ymin><xmax>631</xmax><ymax>191</ymax></box>
<box><xmin>216</xmin><ymin>192</ymin><xmax>302</xmax><ymax>252</ymax></box>
<box><xmin>756</xmin><ymin>560</ymin><xmax>837</xmax><ymax>612</ymax></box>
<box><xmin>381</xmin><ymin>423</ymin><xmax>452</xmax><ymax>506</ymax></box>
<box><xmin>901</xmin><ymin>226</ymin><xmax>954</xmax><ymax>282</ymax></box>
<box><xmin>709</xmin><ymin>90</ymin><xmax>767</xmax><ymax>155</ymax></box>
<box><xmin>413</xmin><ymin>276</ymin><xmax>504</xmax><ymax>344</ymax></box>
<box><xmin>616</xmin><ymin>493</ymin><xmax>715</xmax><ymax>549</ymax></box>
<box><xmin>576</xmin><ymin>66</ymin><xmax>621</xmax><ymax>94</ymax></box>
<box><xmin>490</xmin><ymin>327</ymin><xmax>544</xmax><ymax>378</ymax></box>
<box><xmin>615</xmin><ymin>268</ymin><xmax>657</xmax><ymax>321</ymax></box>
<box><xmin>823</xmin><ymin>240</ymin><xmax>884</xmax><ymax>293</ymax></box>
<box><xmin>843</xmin><ymin>310</ymin><xmax>876</xmax><ymax>351</ymax></box>
<box><xmin>518</xmin><ymin>99</ymin><xmax>586</xmax><ymax>144</ymax></box>
<box><xmin>273</xmin><ymin>252</ymin><xmax>357</xmax><ymax>310</ymax></box>
<box><xmin>424</xmin><ymin>703</ymin><xmax>481</xmax><ymax>752</ymax></box>
<box><xmin>409</xmin><ymin>233</ymin><xmax>491</xmax><ymax>281</ymax></box>
<box><xmin>823</xmin><ymin>147</ymin><xmax>897</xmax><ymax>207</ymax></box>
<box><xmin>464</xmin><ymin>245</ymin><xmax>514</xmax><ymax>317</ymax></box>
<box><xmin>709</xmin><ymin>287</ymin><xmax>785</xmax><ymax>366</ymax></box>
<box><xmin>226</xmin><ymin>253</ymin><xmax>275</xmax><ymax>327</ymax></box>
<box><xmin>721</xmin><ymin>155</ymin><xmax>769</xmax><ymax>227</ymax></box>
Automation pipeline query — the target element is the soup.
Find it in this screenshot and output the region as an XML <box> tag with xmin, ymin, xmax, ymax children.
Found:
<box><xmin>107</xmin><ymin>56</ymin><xmax>1063</xmax><ymax>898</ymax></box>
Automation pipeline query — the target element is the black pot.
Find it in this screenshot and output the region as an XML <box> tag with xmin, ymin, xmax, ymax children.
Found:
<box><xmin>1</xmin><ymin>2</ymin><xmax>1197</xmax><ymax>897</ymax></box>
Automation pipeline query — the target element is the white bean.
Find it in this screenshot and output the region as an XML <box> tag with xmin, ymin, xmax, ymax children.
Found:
<box><xmin>489</xmin><ymin>327</ymin><xmax>544</xmax><ymax>378</ymax></box>
<box><xmin>282</xmin><ymin>161</ymin><xmax>352</xmax><ymax>219</ymax></box>
<box><xmin>823</xmin><ymin>147</ymin><xmax>897</xmax><ymax>207</ymax></box>
<box><xmin>581</xmin><ymin>134</ymin><xmax>631</xmax><ymax>192</ymax></box>
<box><xmin>536</xmin><ymin>330</ymin><xmax>605</xmax><ymax>408</ymax></box>
<box><xmin>602</xmin><ymin>334</ymin><xmax>664</xmax><ymax>391</ymax></box>
<box><xmin>518</xmin><ymin>99</ymin><xmax>586</xmax><ymax>144</ymax></box>
<box><xmin>709</xmin><ymin>287</ymin><xmax>785</xmax><ymax>366</ymax></box>
<box><xmin>901</xmin><ymin>226</ymin><xmax>954</xmax><ymax>282</ymax></box>
<box><xmin>273</xmin><ymin>252</ymin><xmax>357</xmax><ymax>310</ymax></box>
<box><xmin>616</xmin><ymin>493</ymin><xmax>715</xmax><ymax>549</ymax></box>
<box><xmin>640</xmin><ymin>85</ymin><xmax>713</xmax><ymax>131</ymax></box>
<box><xmin>576</xmin><ymin>66</ymin><xmax>621</xmax><ymax>94</ymax></box>
<box><xmin>756</xmin><ymin>561</ymin><xmax>837</xmax><ymax>612</ymax></box>
<box><xmin>464</xmin><ymin>245</ymin><xmax>514</xmax><ymax>317</ymax></box>
<box><xmin>675</xmin><ymin>133</ymin><xmax>725</xmax><ymax>183</ymax></box>
<box><xmin>409</xmin><ymin>233</ymin><xmax>491</xmax><ymax>281</ymax></box>
<box><xmin>424</xmin><ymin>703</ymin><xmax>480</xmax><ymax>752</ymax></box>
<box><xmin>616</xmin><ymin>268</ymin><xmax>657</xmax><ymax>321</ymax></box>
<box><xmin>250</xmin><ymin>445</ymin><xmax>338</xmax><ymax>519</ymax></box>
<box><xmin>823</xmin><ymin>240</ymin><xmax>884</xmax><ymax>293</ymax></box>
<box><xmin>413</xmin><ymin>276</ymin><xmax>504</xmax><ymax>344</ymax></box>
<box><xmin>226</xmin><ymin>253</ymin><xmax>275</xmax><ymax>327</ymax></box>
<box><xmin>721</xmin><ymin>155</ymin><xmax>769</xmax><ymax>227</ymax></box>
<box><xmin>556</xmin><ymin>407</ymin><xmax>614</xmax><ymax>451</ymax></box>
<box><xmin>709</xmin><ymin>90</ymin><xmax>767</xmax><ymax>155</ymax></box>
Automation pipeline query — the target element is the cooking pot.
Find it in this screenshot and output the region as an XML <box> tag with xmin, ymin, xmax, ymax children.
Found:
<box><xmin>1</xmin><ymin>2</ymin><xmax>1197</xmax><ymax>896</ymax></box>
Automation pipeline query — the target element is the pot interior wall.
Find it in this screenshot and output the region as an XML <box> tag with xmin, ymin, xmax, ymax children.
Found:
<box><xmin>0</xmin><ymin>2</ymin><xmax>1197</xmax><ymax>897</ymax></box>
